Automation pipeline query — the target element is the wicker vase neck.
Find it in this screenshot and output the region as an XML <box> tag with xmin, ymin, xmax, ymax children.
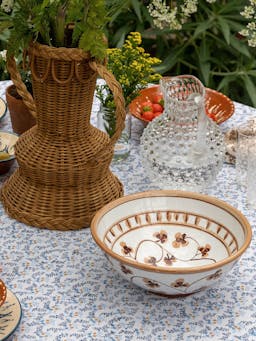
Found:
<box><xmin>30</xmin><ymin>50</ymin><xmax>97</xmax><ymax>139</ymax></box>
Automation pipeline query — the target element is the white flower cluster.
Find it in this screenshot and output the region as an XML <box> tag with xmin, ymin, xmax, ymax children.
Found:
<box><xmin>1</xmin><ymin>0</ymin><xmax>14</xmax><ymax>13</ymax></box>
<box><xmin>181</xmin><ymin>0</ymin><xmax>198</xmax><ymax>20</ymax></box>
<box><xmin>0</xmin><ymin>50</ymin><xmax>7</xmax><ymax>60</ymax></box>
<box><xmin>240</xmin><ymin>0</ymin><xmax>256</xmax><ymax>47</ymax></box>
<box><xmin>148</xmin><ymin>0</ymin><xmax>216</xmax><ymax>30</ymax></box>
<box><xmin>148</xmin><ymin>1</ymin><xmax>182</xmax><ymax>30</ymax></box>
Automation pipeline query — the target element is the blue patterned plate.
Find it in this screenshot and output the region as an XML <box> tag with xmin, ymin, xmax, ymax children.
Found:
<box><xmin>0</xmin><ymin>289</ymin><xmax>22</xmax><ymax>341</ymax></box>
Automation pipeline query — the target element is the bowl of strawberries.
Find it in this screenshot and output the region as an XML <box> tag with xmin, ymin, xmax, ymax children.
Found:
<box><xmin>129</xmin><ymin>85</ymin><xmax>234</xmax><ymax>125</ymax></box>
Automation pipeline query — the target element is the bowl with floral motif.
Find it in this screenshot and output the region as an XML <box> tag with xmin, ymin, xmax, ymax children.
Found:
<box><xmin>91</xmin><ymin>190</ymin><xmax>252</xmax><ymax>297</ymax></box>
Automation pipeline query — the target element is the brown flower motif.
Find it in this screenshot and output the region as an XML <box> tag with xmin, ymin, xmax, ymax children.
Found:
<box><xmin>164</xmin><ymin>254</ymin><xmax>176</xmax><ymax>266</ymax></box>
<box><xmin>120</xmin><ymin>264</ymin><xmax>133</xmax><ymax>275</ymax></box>
<box><xmin>198</xmin><ymin>244</ymin><xmax>211</xmax><ymax>257</ymax></box>
<box><xmin>153</xmin><ymin>230</ymin><xmax>168</xmax><ymax>243</ymax></box>
<box><xmin>207</xmin><ymin>269</ymin><xmax>222</xmax><ymax>281</ymax></box>
<box><xmin>120</xmin><ymin>242</ymin><xmax>133</xmax><ymax>256</ymax></box>
<box><xmin>171</xmin><ymin>278</ymin><xmax>190</xmax><ymax>288</ymax></box>
<box><xmin>144</xmin><ymin>256</ymin><xmax>157</xmax><ymax>266</ymax></box>
<box><xmin>172</xmin><ymin>232</ymin><xmax>189</xmax><ymax>248</ymax></box>
<box><xmin>143</xmin><ymin>278</ymin><xmax>160</xmax><ymax>288</ymax></box>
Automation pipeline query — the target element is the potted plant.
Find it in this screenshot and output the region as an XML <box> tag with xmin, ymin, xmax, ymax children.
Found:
<box><xmin>4</xmin><ymin>57</ymin><xmax>36</xmax><ymax>135</ymax></box>
<box><xmin>0</xmin><ymin>0</ymin><xmax>110</xmax><ymax>118</ymax></box>
<box><xmin>0</xmin><ymin>0</ymin><xmax>127</xmax><ymax>230</ymax></box>
<box><xmin>96</xmin><ymin>31</ymin><xmax>162</xmax><ymax>159</ymax></box>
<box><xmin>0</xmin><ymin>46</ymin><xmax>36</xmax><ymax>134</ymax></box>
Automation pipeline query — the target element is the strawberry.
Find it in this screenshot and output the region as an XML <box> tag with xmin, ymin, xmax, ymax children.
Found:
<box><xmin>152</xmin><ymin>94</ymin><xmax>164</xmax><ymax>106</ymax></box>
<box><xmin>153</xmin><ymin>111</ymin><xmax>162</xmax><ymax>118</ymax></box>
<box><xmin>142</xmin><ymin>111</ymin><xmax>155</xmax><ymax>121</ymax></box>
<box><xmin>152</xmin><ymin>103</ymin><xmax>164</xmax><ymax>113</ymax></box>
<box><xmin>141</xmin><ymin>101</ymin><xmax>153</xmax><ymax>112</ymax></box>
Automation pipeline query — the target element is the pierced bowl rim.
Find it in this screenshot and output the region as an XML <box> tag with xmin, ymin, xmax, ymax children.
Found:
<box><xmin>129</xmin><ymin>85</ymin><xmax>235</xmax><ymax>125</ymax></box>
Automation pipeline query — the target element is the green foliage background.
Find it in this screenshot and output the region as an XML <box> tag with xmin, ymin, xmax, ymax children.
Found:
<box><xmin>0</xmin><ymin>0</ymin><xmax>255</xmax><ymax>107</ymax></box>
<box><xmin>106</xmin><ymin>0</ymin><xmax>256</xmax><ymax>108</ymax></box>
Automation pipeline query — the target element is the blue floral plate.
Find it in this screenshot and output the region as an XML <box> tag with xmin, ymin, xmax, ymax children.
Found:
<box><xmin>0</xmin><ymin>289</ymin><xmax>22</xmax><ymax>341</ymax></box>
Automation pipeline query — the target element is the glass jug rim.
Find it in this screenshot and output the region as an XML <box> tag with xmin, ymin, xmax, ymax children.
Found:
<box><xmin>160</xmin><ymin>75</ymin><xmax>205</xmax><ymax>103</ymax></box>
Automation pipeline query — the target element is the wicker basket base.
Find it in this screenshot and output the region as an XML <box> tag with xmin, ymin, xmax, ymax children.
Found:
<box><xmin>1</xmin><ymin>169</ymin><xmax>123</xmax><ymax>230</ymax></box>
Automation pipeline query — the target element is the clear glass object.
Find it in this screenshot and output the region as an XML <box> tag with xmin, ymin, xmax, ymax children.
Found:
<box><xmin>247</xmin><ymin>144</ymin><xmax>256</xmax><ymax>209</ymax></box>
<box><xmin>97</xmin><ymin>105</ymin><xmax>131</xmax><ymax>161</ymax></box>
<box><xmin>140</xmin><ymin>75</ymin><xmax>225</xmax><ymax>192</ymax></box>
<box><xmin>236</xmin><ymin>119</ymin><xmax>256</xmax><ymax>187</ymax></box>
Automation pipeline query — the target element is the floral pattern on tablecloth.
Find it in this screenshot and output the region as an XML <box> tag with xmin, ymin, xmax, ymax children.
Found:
<box><xmin>0</xmin><ymin>80</ymin><xmax>256</xmax><ymax>341</ymax></box>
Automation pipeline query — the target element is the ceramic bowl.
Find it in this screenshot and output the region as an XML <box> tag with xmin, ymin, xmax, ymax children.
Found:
<box><xmin>0</xmin><ymin>97</ymin><xmax>7</xmax><ymax>122</ymax></box>
<box><xmin>0</xmin><ymin>131</ymin><xmax>19</xmax><ymax>175</ymax></box>
<box><xmin>91</xmin><ymin>190</ymin><xmax>252</xmax><ymax>297</ymax></box>
<box><xmin>129</xmin><ymin>85</ymin><xmax>235</xmax><ymax>125</ymax></box>
<box><xmin>0</xmin><ymin>279</ymin><xmax>7</xmax><ymax>307</ymax></box>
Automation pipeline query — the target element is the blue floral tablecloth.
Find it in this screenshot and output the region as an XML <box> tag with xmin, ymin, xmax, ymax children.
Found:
<box><xmin>0</xmin><ymin>80</ymin><xmax>256</xmax><ymax>341</ymax></box>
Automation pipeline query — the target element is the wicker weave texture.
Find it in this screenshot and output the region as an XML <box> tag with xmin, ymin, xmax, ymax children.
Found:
<box><xmin>1</xmin><ymin>169</ymin><xmax>123</xmax><ymax>230</ymax></box>
<box><xmin>1</xmin><ymin>43</ymin><xmax>126</xmax><ymax>230</ymax></box>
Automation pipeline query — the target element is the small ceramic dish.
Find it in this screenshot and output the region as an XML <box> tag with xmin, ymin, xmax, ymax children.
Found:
<box><xmin>0</xmin><ymin>97</ymin><xmax>7</xmax><ymax>122</ymax></box>
<box><xmin>129</xmin><ymin>85</ymin><xmax>235</xmax><ymax>125</ymax></box>
<box><xmin>0</xmin><ymin>279</ymin><xmax>7</xmax><ymax>307</ymax></box>
<box><xmin>0</xmin><ymin>288</ymin><xmax>22</xmax><ymax>340</ymax></box>
<box><xmin>91</xmin><ymin>190</ymin><xmax>252</xmax><ymax>297</ymax></box>
<box><xmin>0</xmin><ymin>131</ymin><xmax>19</xmax><ymax>175</ymax></box>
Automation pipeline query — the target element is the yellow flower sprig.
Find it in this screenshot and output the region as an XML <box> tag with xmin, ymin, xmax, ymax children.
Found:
<box><xmin>97</xmin><ymin>32</ymin><xmax>162</xmax><ymax>110</ymax></box>
<box><xmin>96</xmin><ymin>32</ymin><xmax>162</xmax><ymax>137</ymax></box>
<box><xmin>106</xmin><ymin>32</ymin><xmax>161</xmax><ymax>105</ymax></box>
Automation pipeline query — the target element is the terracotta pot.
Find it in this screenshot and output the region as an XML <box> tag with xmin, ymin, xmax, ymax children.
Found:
<box><xmin>5</xmin><ymin>84</ymin><xmax>36</xmax><ymax>135</ymax></box>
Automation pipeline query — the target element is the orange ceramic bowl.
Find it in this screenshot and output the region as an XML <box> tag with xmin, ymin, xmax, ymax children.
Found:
<box><xmin>0</xmin><ymin>279</ymin><xmax>7</xmax><ymax>307</ymax></box>
<box><xmin>129</xmin><ymin>85</ymin><xmax>235</xmax><ymax>125</ymax></box>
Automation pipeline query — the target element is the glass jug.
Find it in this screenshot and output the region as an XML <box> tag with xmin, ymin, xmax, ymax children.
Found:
<box><xmin>140</xmin><ymin>75</ymin><xmax>225</xmax><ymax>192</ymax></box>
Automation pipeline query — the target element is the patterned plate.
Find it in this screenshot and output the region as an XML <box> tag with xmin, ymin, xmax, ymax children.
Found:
<box><xmin>0</xmin><ymin>289</ymin><xmax>22</xmax><ymax>341</ymax></box>
<box><xmin>129</xmin><ymin>85</ymin><xmax>235</xmax><ymax>125</ymax></box>
<box><xmin>0</xmin><ymin>281</ymin><xmax>6</xmax><ymax>308</ymax></box>
<box><xmin>0</xmin><ymin>98</ymin><xmax>7</xmax><ymax>122</ymax></box>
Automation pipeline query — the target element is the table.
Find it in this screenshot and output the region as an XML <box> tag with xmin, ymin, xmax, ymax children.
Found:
<box><xmin>0</xmin><ymin>80</ymin><xmax>255</xmax><ymax>341</ymax></box>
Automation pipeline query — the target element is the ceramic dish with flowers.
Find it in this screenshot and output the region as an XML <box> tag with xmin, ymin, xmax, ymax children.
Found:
<box><xmin>91</xmin><ymin>190</ymin><xmax>252</xmax><ymax>297</ymax></box>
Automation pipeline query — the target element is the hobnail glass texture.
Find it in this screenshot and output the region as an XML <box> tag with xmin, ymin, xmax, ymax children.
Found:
<box><xmin>140</xmin><ymin>75</ymin><xmax>225</xmax><ymax>192</ymax></box>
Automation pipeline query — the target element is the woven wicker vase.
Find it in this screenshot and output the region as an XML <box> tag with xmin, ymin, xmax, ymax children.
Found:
<box><xmin>1</xmin><ymin>43</ymin><xmax>126</xmax><ymax>230</ymax></box>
